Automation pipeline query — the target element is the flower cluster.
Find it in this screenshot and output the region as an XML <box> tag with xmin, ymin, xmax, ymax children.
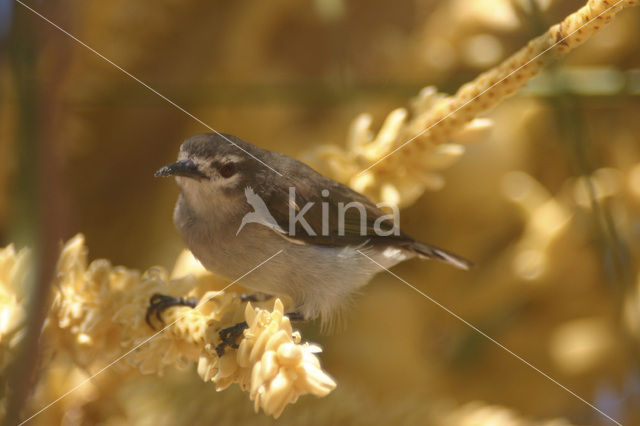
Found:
<box><xmin>198</xmin><ymin>299</ymin><xmax>336</xmax><ymax>418</ymax></box>
<box><xmin>305</xmin><ymin>87</ymin><xmax>493</xmax><ymax>208</ymax></box>
<box><xmin>0</xmin><ymin>244</ymin><xmax>29</xmax><ymax>369</ymax></box>
<box><xmin>305</xmin><ymin>0</ymin><xmax>640</xmax><ymax>209</ymax></box>
<box><xmin>37</xmin><ymin>234</ymin><xmax>335</xmax><ymax>416</ymax></box>
<box><xmin>49</xmin><ymin>235</ymin><xmax>201</xmax><ymax>373</ymax></box>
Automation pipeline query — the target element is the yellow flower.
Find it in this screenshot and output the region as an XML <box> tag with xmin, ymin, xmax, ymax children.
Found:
<box><xmin>46</xmin><ymin>235</ymin><xmax>336</xmax><ymax>416</ymax></box>
<box><xmin>0</xmin><ymin>244</ymin><xmax>29</xmax><ymax>364</ymax></box>
<box><xmin>305</xmin><ymin>0</ymin><xmax>640</xmax><ymax>209</ymax></box>
<box><xmin>304</xmin><ymin>86</ymin><xmax>493</xmax><ymax>208</ymax></box>
<box><xmin>501</xmin><ymin>172</ymin><xmax>573</xmax><ymax>280</ymax></box>
<box><xmin>198</xmin><ymin>299</ymin><xmax>336</xmax><ymax>418</ymax></box>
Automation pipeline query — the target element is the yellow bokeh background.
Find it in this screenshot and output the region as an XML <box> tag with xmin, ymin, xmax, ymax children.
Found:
<box><xmin>1</xmin><ymin>0</ymin><xmax>640</xmax><ymax>424</ymax></box>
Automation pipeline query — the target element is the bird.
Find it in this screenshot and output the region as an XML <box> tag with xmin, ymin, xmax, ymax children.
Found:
<box><xmin>150</xmin><ymin>132</ymin><xmax>472</xmax><ymax>351</ymax></box>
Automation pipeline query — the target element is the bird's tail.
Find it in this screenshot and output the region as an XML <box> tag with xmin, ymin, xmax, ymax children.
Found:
<box><xmin>407</xmin><ymin>241</ymin><xmax>474</xmax><ymax>270</ymax></box>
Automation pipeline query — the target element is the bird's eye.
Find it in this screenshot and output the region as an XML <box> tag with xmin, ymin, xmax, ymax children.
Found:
<box><xmin>219</xmin><ymin>162</ymin><xmax>236</xmax><ymax>178</ymax></box>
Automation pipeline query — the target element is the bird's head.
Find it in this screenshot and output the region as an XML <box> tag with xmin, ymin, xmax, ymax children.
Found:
<box><xmin>155</xmin><ymin>133</ymin><xmax>271</xmax><ymax>216</ymax></box>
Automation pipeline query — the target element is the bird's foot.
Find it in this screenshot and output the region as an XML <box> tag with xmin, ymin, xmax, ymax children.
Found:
<box><xmin>216</xmin><ymin>322</ymin><xmax>249</xmax><ymax>357</ymax></box>
<box><xmin>146</xmin><ymin>293</ymin><xmax>198</xmax><ymax>329</ymax></box>
<box><xmin>215</xmin><ymin>312</ymin><xmax>306</xmax><ymax>357</ymax></box>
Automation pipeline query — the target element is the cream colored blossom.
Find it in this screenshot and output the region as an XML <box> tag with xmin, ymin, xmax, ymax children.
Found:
<box><xmin>45</xmin><ymin>235</ymin><xmax>336</xmax><ymax>416</ymax></box>
<box><xmin>198</xmin><ymin>299</ymin><xmax>336</xmax><ymax>418</ymax></box>
<box><xmin>501</xmin><ymin>172</ymin><xmax>573</xmax><ymax>280</ymax></box>
<box><xmin>49</xmin><ymin>235</ymin><xmax>195</xmax><ymax>372</ymax></box>
<box><xmin>306</xmin><ymin>0</ymin><xmax>640</xmax><ymax>208</ymax></box>
<box><xmin>304</xmin><ymin>87</ymin><xmax>492</xmax><ymax>208</ymax></box>
<box><xmin>442</xmin><ymin>401</ymin><xmax>573</xmax><ymax>426</ymax></box>
<box><xmin>0</xmin><ymin>244</ymin><xmax>29</xmax><ymax>365</ymax></box>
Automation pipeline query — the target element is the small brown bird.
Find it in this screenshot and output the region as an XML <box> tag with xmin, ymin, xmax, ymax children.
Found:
<box><xmin>150</xmin><ymin>133</ymin><xmax>471</xmax><ymax>349</ymax></box>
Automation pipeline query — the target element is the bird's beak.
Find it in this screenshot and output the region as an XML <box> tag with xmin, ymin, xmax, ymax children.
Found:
<box><xmin>154</xmin><ymin>160</ymin><xmax>208</xmax><ymax>180</ymax></box>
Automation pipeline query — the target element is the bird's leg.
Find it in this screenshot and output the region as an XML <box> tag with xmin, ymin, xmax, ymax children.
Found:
<box><xmin>145</xmin><ymin>293</ymin><xmax>198</xmax><ymax>330</ymax></box>
<box><xmin>216</xmin><ymin>321</ymin><xmax>249</xmax><ymax>356</ymax></box>
<box><xmin>214</xmin><ymin>293</ymin><xmax>274</xmax><ymax>355</ymax></box>
<box><xmin>215</xmin><ymin>311</ymin><xmax>306</xmax><ymax>356</ymax></box>
<box><xmin>236</xmin><ymin>292</ymin><xmax>273</xmax><ymax>303</ymax></box>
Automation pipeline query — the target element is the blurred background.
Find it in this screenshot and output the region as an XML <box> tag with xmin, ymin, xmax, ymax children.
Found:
<box><xmin>2</xmin><ymin>0</ymin><xmax>640</xmax><ymax>424</ymax></box>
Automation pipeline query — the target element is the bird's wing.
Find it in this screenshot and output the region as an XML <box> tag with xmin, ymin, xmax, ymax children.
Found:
<box><xmin>259</xmin><ymin>173</ymin><xmax>410</xmax><ymax>248</ymax></box>
<box><xmin>251</xmin><ymin>151</ymin><xmax>473</xmax><ymax>269</ymax></box>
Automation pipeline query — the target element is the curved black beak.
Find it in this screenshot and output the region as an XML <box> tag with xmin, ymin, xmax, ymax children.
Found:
<box><xmin>154</xmin><ymin>160</ymin><xmax>208</xmax><ymax>180</ymax></box>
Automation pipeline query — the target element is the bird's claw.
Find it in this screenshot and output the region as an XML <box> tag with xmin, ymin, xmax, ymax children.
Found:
<box><xmin>214</xmin><ymin>312</ymin><xmax>304</xmax><ymax>357</ymax></box>
<box><xmin>145</xmin><ymin>293</ymin><xmax>198</xmax><ymax>330</ymax></box>
<box><xmin>216</xmin><ymin>321</ymin><xmax>249</xmax><ymax>357</ymax></box>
